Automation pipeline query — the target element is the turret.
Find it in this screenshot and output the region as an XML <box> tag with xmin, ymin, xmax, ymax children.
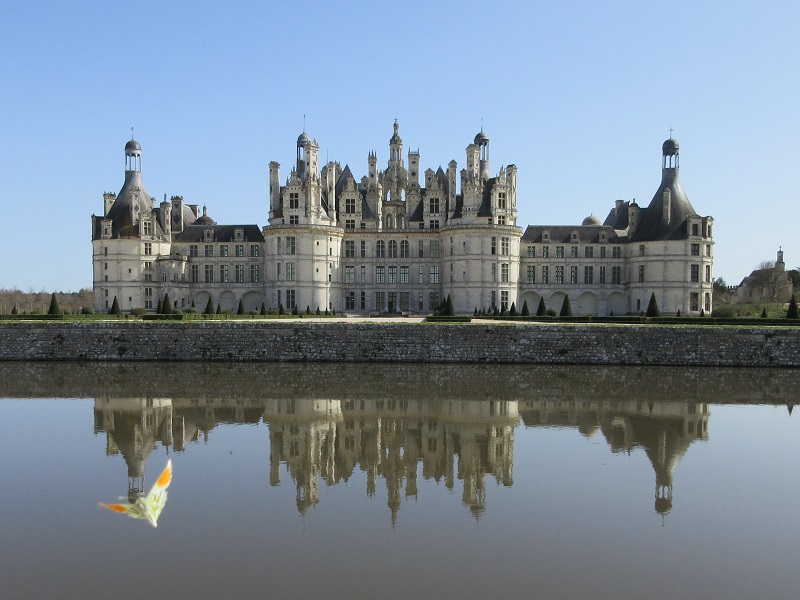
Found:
<box><xmin>389</xmin><ymin>119</ymin><xmax>403</xmax><ymax>166</ymax></box>
<box><xmin>474</xmin><ymin>130</ymin><xmax>490</xmax><ymax>179</ymax></box>
<box><xmin>160</xmin><ymin>195</ymin><xmax>171</xmax><ymax>237</ymax></box>
<box><xmin>408</xmin><ymin>150</ymin><xmax>420</xmax><ymax>187</ymax></box>
<box><xmin>269</xmin><ymin>161</ymin><xmax>281</xmax><ymax>218</ymax></box>
<box><xmin>368</xmin><ymin>151</ymin><xmax>378</xmax><ymax>188</ymax></box>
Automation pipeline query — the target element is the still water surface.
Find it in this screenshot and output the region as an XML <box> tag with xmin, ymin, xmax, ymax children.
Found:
<box><xmin>1</xmin><ymin>363</ymin><xmax>799</xmax><ymax>599</ymax></box>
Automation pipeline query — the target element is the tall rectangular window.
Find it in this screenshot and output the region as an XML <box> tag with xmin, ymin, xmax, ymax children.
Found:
<box><xmin>429</xmin><ymin>265</ymin><xmax>439</xmax><ymax>284</ymax></box>
<box><xmin>555</xmin><ymin>266</ymin><xmax>564</xmax><ymax>284</ymax></box>
<box><xmin>418</xmin><ymin>265</ymin><xmax>424</xmax><ymax>284</ymax></box>
<box><xmin>236</xmin><ymin>244</ymin><xmax>244</xmax><ymax>257</ymax></box>
<box><xmin>345</xmin><ymin>266</ymin><xmax>354</xmax><ymax>284</ymax></box>
<box><xmin>527</xmin><ymin>246</ymin><xmax>535</xmax><ymax>258</ymax></box>
<box><xmin>205</xmin><ymin>265</ymin><xmax>213</xmax><ymax>283</ymax></box>
<box><xmin>236</xmin><ymin>264</ymin><xmax>244</xmax><ymax>283</ymax></box>
<box><xmin>220</xmin><ymin>264</ymin><xmax>228</xmax><ymax>283</ymax></box>
<box><xmin>361</xmin><ymin>291</ymin><xmax>366</xmax><ymax>310</ymax></box>
<box><xmin>430</xmin><ymin>240</ymin><xmax>440</xmax><ymax>258</ymax></box>
<box><xmin>418</xmin><ymin>240</ymin><xmax>424</xmax><ymax>257</ymax></box>
<box><xmin>570</xmin><ymin>266</ymin><xmax>578</xmax><ymax>284</ymax></box>
<box><xmin>501</xmin><ymin>291</ymin><xmax>509</xmax><ymax>312</ymax></box>
<box><xmin>600</xmin><ymin>246</ymin><xmax>606</xmax><ymax>258</ymax></box>
<box><xmin>491</xmin><ymin>237</ymin><xmax>497</xmax><ymax>255</ymax></box>
<box><xmin>612</xmin><ymin>246</ymin><xmax>621</xmax><ymax>259</ymax></box>
<box><xmin>691</xmin><ymin>264</ymin><xmax>699</xmax><ymax>283</ymax></box>
<box><xmin>571</xmin><ymin>246</ymin><xmax>578</xmax><ymax>258</ymax></box>
<box><xmin>542</xmin><ymin>266</ymin><xmax>549</xmax><ymax>284</ymax></box>
<box><xmin>429</xmin><ymin>292</ymin><xmax>439</xmax><ymax>311</ymax></box>
<box><xmin>429</xmin><ymin>220</ymin><xmax>439</xmax><ymax>230</ymax></box>
<box><xmin>429</xmin><ymin>197</ymin><xmax>440</xmax><ymax>213</ymax></box>
<box><xmin>691</xmin><ymin>243</ymin><xmax>700</xmax><ymax>256</ymax></box>
<box><xmin>345</xmin><ymin>241</ymin><xmax>355</xmax><ymax>257</ymax></box>
<box><xmin>250</xmin><ymin>264</ymin><xmax>260</xmax><ymax>283</ymax></box>
<box><xmin>360</xmin><ymin>240</ymin><xmax>366</xmax><ymax>257</ymax></box>
<box><xmin>612</xmin><ymin>266</ymin><xmax>621</xmax><ymax>284</ymax></box>
<box><xmin>501</xmin><ymin>263</ymin><xmax>509</xmax><ymax>283</ymax></box>
<box><xmin>491</xmin><ymin>264</ymin><xmax>497</xmax><ymax>282</ymax></box>
<box><xmin>388</xmin><ymin>266</ymin><xmax>397</xmax><ymax>284</ymax></box>
<box><xmin>527</xmin><ymin>265</ymin><xmax>535</xmax><ymax>284</ymax></box>
<box><xmin>400</xmin><ymin>266</ymin><xmax>409</xmax><ymax>284</ymax></box>
<box><xmin>286</xmin><ymin>289</ymin><xmax>296</xmax><ymax>310</ymax></box>
<box><xmin>205</xmin><ymin>244</ymin><xmax>213</xmax><ymax>257</ymax></box>
<box><xmin>639</xmin><ymin>265</ymin><xmax>645</xmax><ymax>282</ymax></box>
<box><xmin>375</xmin><ymin>292</ymin><xmax>385</xmax><ymax>311</ymax></box>
<box><xmin>542</xmin><ymin>246</ymin><xmax>549</xmax><ymax>258</ymax></box>
<box><xmin>705</xmin><ymin>265</ymin><xmax>711</xmax><ymax>283</ymax></box>
<box><xmin>345</xmin><ymin>292</ymin><xmax>355</xmax><ymax>310</ymax></box>
<box><xmin>286</xmin><ymin>237</ymin><xmax>296</xmax><ymax>254</ymax></box>
<box><xmin>144</xmin><ymin>243</ymin><xmax>152</xmax><ymax>256</ymax></box>
<box><xmin>501</xmin><ymin>237</ymin><xmax>509</xmax><ymax>255</ymax></box>
<box><xmin>345</xmin><ymin>197</ymin><xmax>356</xmax><ymax>214</ymax></box>
<box><xmin>376</xmin><ymin>266</ymin><xmax>385</xmax><ymax>284</ymax></box>
<box><xmin>191</xmin><ymin>264</ymin><xmax>199</xmax><ymax>283</ymax></box>
<box><xmin>556</xmin><ymin>246</ymin><xmax>564</xmax><ymax>258</ymax></box>
<box><xmin>250</xmin><ymin>245</ymin><xmax>259</xmax><ymax>257</ymax></box>
<box><xmin>639</xmin><ymin>245</ymin><xmax>645</xmax><ymax>256</ymax></box>
<box><xmin>220</xmin><ymin>245</ymin><xmax>229</xmax><ymax>257</ymax></box>
<box><xmin>360</xmin><ymin>265</ymin><xmax>366</xmax><ymax>283</ymax></box>
<box><xmin>584</xmin><ymin>266</ymin><xmax>593</xmax><ymax>284</ymax></box>
<box><xmin>345</xmin><ymin>219</ymin><xmax>355</xmax><ymax>230</ymax></box>
<box><xmin>584</xmin><ymin>246</ymin><xmax>594</xmax><ymax>258</ymax></box>
<box><xmin>189</xmin><ymin>245</ymin><xmax>198</xmax><ymax>257</ymax></box>
<box><xmin>286</xmin><ymin>262</ymin><xmax>295</xmax><ymax>282</ymax></box>
<box><xmin>599</xmin><ymin>266</ymin><xmax>606</xmax><ymax>284</ymax></box>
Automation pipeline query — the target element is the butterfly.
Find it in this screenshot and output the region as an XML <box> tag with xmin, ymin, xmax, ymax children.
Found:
<box><xmin>99</xmin><ymin>459</ymin><xmax>172</xmax><ymax>528</ymax></box>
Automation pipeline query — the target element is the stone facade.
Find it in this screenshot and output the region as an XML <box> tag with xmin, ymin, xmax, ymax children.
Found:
<box><xmin>92</xmin><ymin>125</ymin><xmax>714</xmax><ymax>315</ymax></box>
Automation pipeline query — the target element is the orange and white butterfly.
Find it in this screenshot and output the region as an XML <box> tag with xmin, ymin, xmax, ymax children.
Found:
<box><xmin>99</xmin><ymin>459</ymin><xmax>172</xmax><ymax>528</ymax></box>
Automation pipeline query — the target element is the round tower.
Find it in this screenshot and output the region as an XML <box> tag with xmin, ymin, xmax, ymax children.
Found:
<box><xmin>125</xmin><ymin>139</ymin><xmax>142</xmax><ymax>172</ymax></box>
<box><xmin>475</xmin><ymin>130</ymin><xmax>490</xmax><ymax>179</ymax></box>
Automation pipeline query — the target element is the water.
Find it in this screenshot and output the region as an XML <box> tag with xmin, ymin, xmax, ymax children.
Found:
<box><xmin>1</xmin><ymin>363</ymin><xmax>799</xmax><ymax>599</ymax></box>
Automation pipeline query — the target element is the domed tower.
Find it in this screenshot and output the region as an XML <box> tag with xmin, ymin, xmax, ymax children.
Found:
<box><xmin>125</xmin><ymin>138</ymin><xmax>142</xmax><ymax>172</ymax></box>
<box><xmin>475</xmin><ymin>130</ymin><xmax>490</xmax><ymax>179</ymax></box>
<box><xmin>389</xmin><ymin>119</ymin><xmax>403</xmax><ymax>166</ymax></box>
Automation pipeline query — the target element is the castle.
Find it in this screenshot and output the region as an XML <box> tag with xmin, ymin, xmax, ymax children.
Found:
<box><xmin>92</xmin><ymin>122</ymin><xmax>714</xmax><ymax>316</ymax></box>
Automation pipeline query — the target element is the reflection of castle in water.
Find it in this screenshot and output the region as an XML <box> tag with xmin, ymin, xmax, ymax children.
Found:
<box><xmin>93</xmin><ymin>396</ymin><xmax>707</xmax><ymax>518</ymax></box>
<box><xmin>519</xmin><ymin>399</ymin><xmax>709</xmax><ymax>515</ymax></box>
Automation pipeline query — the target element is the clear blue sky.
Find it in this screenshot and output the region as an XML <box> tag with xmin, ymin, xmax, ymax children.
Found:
<box><xmin>1</xmin><ymin>0</ymin><xmax>797</xmax><ymax>291</ymax></box>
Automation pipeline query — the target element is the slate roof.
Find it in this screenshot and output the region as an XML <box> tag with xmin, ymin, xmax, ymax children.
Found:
<box><xmin>629</xmin><ymin>163</ymin><xmax>697</xmax><ymax>242</ymax></box>
<box><xmin>521</xmin><ymin>225</ymin><xmax>622</xmax><ymax>244</ymax></box>
<box><xmin>173</xmin><ymin>224</ymin><xmax>264</xmax><ymax>243</ymax></box>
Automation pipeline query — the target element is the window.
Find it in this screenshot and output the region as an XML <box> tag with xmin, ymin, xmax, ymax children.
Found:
<box><xmin>345</xmin><ymin>241</ymin><xmax>355</xmax><ymax>257</ymax></box>
<box><xmin>361</xmin><ymin>291</ymin><xmax>366</xmax><ymax>310</ymax></box>
<box><xmin>236</xmin><ymin>264</ymin><xmax>244</xmax><ymax>283</ymax></box>
<box><xmin>250</xmin><ymin>264</ymin><xmax>260</xmax><ymax>283</ymax></box>
<box><xmin>376</xmin><ymin>240</ymin><xmax>386</xmax><ymax>258</ymax></box>
<box><xmin>429</xmin><ymin>265</ymin><xmax>439</xmax><ymax>284</ymax></box>
<box><xmin>250</xmin><ymin>245</ymin><xmax>259</xmax><ymax>257</ymax></box>
<box><xmin>144</xmin><ymin>288</ymin><xmax>153</xmax><ymax>309</ymax></box>
<box><xmin>375</xmin><ymin>292</ymin><xmax>385</xmax><ymax>311</ymax></box>
<box><xmin>501</xmin><ymin>291</ymin><xmax>509</xmax><ymax>312</ymax></box>
<box><xmin>376</xmin><ymin>266</ymin><xmax>385</xmax><ymax>284</ymax></box>
<box><xmin>542</xmin><ymin>266</ymin><xmax>549</xmax><ymax>284</ymax></box>
<box><xmin>599</xmin><ymin>266</ymin><xmax>606</xmax><ymax>284</ymax></box>
<box><xmin>360</xmin><ymin>240</ymin><xmax>366</xmax><ymax>257</ymax></box>
<box><xmin>584</xmin><ymin>266</ymin><xmax>593</xmax><ymax>284</ymax></box>
<box><xmin>399</xmin><ymin>292</ymin><xmax>410</xmax><ymax>311</ymax></box>
<box><xmin>345</xmin><ymin>219</ymin><xmax>355</xmax><ymax>230</ymax></box>
<box><xmin>205</xmin><ymin>265</ymin><xmax>213</xmax><ymax>283</ymax></box>
<box><xmin>639</xmin><ymin>265</ymin><xmax>645</xmax><ymax>282</ymax></box>
<box><xmin>345</xmin><ymin>292</ymin><xmax>355</xmax><ymax>310</ymax></box>
<box><xmin>429</xmin><ymin>220</ymin><xmax>439</xmax><ymax>230</ymax></box>
<box><xmin>286</xmin><ymin>289</ymin><xmax>296</xmax><ymax>310</ymax></box>
<box><xmin>501</xmin><ymin>263</ymin><xmax>509</xmax><ymax>283</ymax></box>
<box><xmin>276</xmin><ymin>263</ymin><xmax>282</xmax><ymax>280</ymax></box>
<box><xmin>345</xmin><ymin>197</ymin><xmax>356</xmax><ymax>214</ymax></box>
<box><xmin>220</xmin><ymin>265</ymin><xmax>228</xmax><ymax>283</ymax></box>
<box><xmin>205</xmin><ymin>244</ymin><xmax>213</xmax><ymax>257</ymax></box>
<box><xmin>612</xmin><ymin>246</ymin><xmax>621</xmax><ymax>259</ymax></box>
<box><xmin>360</xmin><ymin>265</ymin><xmax>366</xmax><ymax>283</ymax></box>
<box><xmin>388</xmin><ymin>240</ymin><xmax>398</xmax><ymax>258</ymax></box>
<box><xmin>491</xmin><ymin>237</ymin><xmax>497</xmax><ymax>255</ymax></box>
<box><xmin>429</xmin><ymin>292</ymin><xmax>439</xmax><ymax>310</ymax></box>
<box><xmin>705</xmin><ymin>265</ymin><xmax>711</xmax><ymax>283</ymax></box>
<box><xmin>691</xmin><ymin>243</ymin><xmax>700</xmax><ymax>256</ymax></box>
<box><xmin>142</xmin><ymin>272</ymin><xmax>151</xmax><ymax>282</ymax></box>
<box><xmin>691</xmin><ymin>264</ymin><xmax>699</xmax><ymax>283</ymax></box>
<box><xmin>418</xmin><ymin>265</ymin><xmax>424</xmax><ymax>283</ymax></box>
<box><xmin>286</xmin><ymin>237</ymin><xmax>296</xmax><ymax>254</ymax></box>
<box><xmin>704</xmin><ymin>293</ymin><xmax>711</xmax><ymax>312</ymax></box>
<box><xmin>584</xmin><ymin>246</ymin><xmax>594</xmax><ymax>258</ymax></box>
<box><xmin>144</xmin><ymin>242</ymin><xmax>152</xmax><ymax>256</ymax></box>
<box><xmin>542</xmin><ymin>246</ymin><xmax>549</xmax><ymax>258</ymax></box>
<box><xmin>162</xmin><ymin>273</ymin><xmax>167</xmax><ymax>283</ymax></box>
<box><xmin>235</xmin><ymin>244</ymin><xmax>244</xmax><ymax>257</ymax></box>
<box><xmin>490</xmin><ymin>291</ymin><xmax>496</xmax><ymax>309</ymax></box>
<box><xmin>388</xmin><ymin>266</ymin><xmax>397</xmax><ymax>284</ymax></box>
<box><xmin>284</xmin><ymin>262</ymin><xmax>294</xmax><ymax>282</ymax></box>
<box><xmin>692</xmin><ymin>223</ymin><xmax>699</xmax><ymax>236</ymax></box>
<box><xmin>418</xmin><ymin>240</ymin><xmax>424</xmax><ymax>257</ymax></box>
<box><xmin>527</xmin><ymin>265</ymin><xmax>535</xmax><ymax>284</ymax></box>
<box><xmin>142</xmin><ymin>221</ymin><xmax>152</xmax><ymax>236</ymax></box>
<box><xmin>430</xmin><ymin>240</ymin><xmax>440</xmax><ymax>258</ymax></box>
<box><xmin>491</xmin><ymin>264</ymin><xmax>497</xmax><ymax>282</ymax></box>
<box><xmin>706</xmin><ymin>244</ymin><xmax>711</xmax><ymax>257</ymax></box>
<box><xmin>571</xmin><ymin>246</ymin><xmax>578</xmax><ymax>258</ymax></box>
<box><xmin>498</xmin><ymin>192</ymin><xmax>507</xmax><ymax>209</ymax></box>
<box><xmin>429</xmin><ymin>197</ymin><xmax>440</xmax><ymax>213</ymax></box>
<box><xmin>555</xmin><ymin>266</ymin><xmax>564</xmax><ymax>284</ymax></box>
<box><xmin>289</xmin><ymin>192</ymin><xmax>299</xmax><ymax>209</ymax></box>
<box><xmin>570</xmin><ymin>266</ymin><xmax>578</xmax><ymax>284</ymax></box>
<box><xmin>612</xmin><ymin>266</ymin><xmax>621</xmax><ymax>284</ymax></box>
<box><xmin>556</xmin><ymin>246</ymin><xmax>564</xmax><ymax>258</ymax></box>
<box><xmin>527</xmin><ymin>246</ymin><xmax>535</xmax><ymax>258</ymax></box>
<box><xmin>400</xmin><ymin>266</ymin><xmax>409</xmax><ymax>284</ymax></box>
<box><xmin>220</xmin><ymin>245</ymin><xmax>229</xmax><ymax>257</ymax></box>
<box><xmin>189</xmin><ymin>245</ymin><xmax>198</xmax><ymax>257</ymax></box>
<box><xmin>639</xmin><ymin>245</ymin><xmax>645</xmax><ymax>257</ymax></box>
<box><xmin>600</xmin><ymin>246</ymin><xmax>606</xmax><ymax>258</ymax></box>
<box><xmin>191</xmin><ymin>265</ymin><xmax>199</xmax><ymax>283</ymax></box>
<box><xmin>501</xmin><ymin>237</ymin><xmax>509</xmax><ymax>255</ymax></box>
<box><xmin>400</xmin><ymin>240</ymin><xmax>409</xmax><ymax>258</ymax></box>
<box><xmin>690</xmin><ymin>292</ymin><xmax>699</xmax><ymax>311</ymax></box>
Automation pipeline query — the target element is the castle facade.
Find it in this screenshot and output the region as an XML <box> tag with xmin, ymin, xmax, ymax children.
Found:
<box><xmin>92</xmin><ymin>123</ymin><xmax>714</xmax><ymax>316</ymax></box>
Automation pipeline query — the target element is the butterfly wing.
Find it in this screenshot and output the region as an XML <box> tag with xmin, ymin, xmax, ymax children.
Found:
<box><xmin>142</xmin><ymin>459</ymin><xmax>172</xmax><ymax>526</ymax></box>
<box><xmin>98</xmin><ymin>501</ymin><xmax>147</xmax><ymax>520</ymax></box>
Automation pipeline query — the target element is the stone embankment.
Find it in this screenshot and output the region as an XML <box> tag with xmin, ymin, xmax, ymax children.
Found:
<box><xmin>1</xmin><ymin>321</ymin><xmax>799</xmax><ymax>367</ymax></box>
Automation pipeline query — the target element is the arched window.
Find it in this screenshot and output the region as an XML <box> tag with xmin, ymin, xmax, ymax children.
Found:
<box><xmin>400</xmin><ymin>240</ymin><xmax>409</xmax><ymax>258</ymax></box>
<box><xmin>376</xmin><ymin>240</ymin><xmax>386</xmax><ymax>258</ymax></box>
<box><xmin>388</xmin><ymin>240</ymin><xmax>398</xmax><ymax>258</ymax></box>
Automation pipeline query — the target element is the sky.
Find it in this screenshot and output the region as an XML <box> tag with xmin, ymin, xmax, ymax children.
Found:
<box><xmin>1</xmin><ymin>0</ymin><xmax>798</xmax><ymax>292</ymax></box>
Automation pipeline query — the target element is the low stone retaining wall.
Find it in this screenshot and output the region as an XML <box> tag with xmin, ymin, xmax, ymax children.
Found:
<box><xmin>1</xmin><ymin>321</ymin><xmax>799</xmax><ymax>367</ymax></box>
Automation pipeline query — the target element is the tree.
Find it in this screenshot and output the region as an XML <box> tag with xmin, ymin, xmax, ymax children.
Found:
<box><xmin>204</xmin><ymin>296</ymin><xmax>215</xmax><ymax>315</ymax></box>
<box><xmin>48</xmin><ymin>293</ymin><xmax>62</xmax><ymax>315</ymax></box>
<box><xmin>536</xmin><ymin>298</ymin><xmax>546</xmax><ymax>316</ymax></box>
<box><xmin>750</xmin><ymin>261</ymin><xmax>792</xmax><ymax>303</ymax></box>
<box><xmin>292</xmin><ymin>305</ymin><xmax>299</xmax><ymax>315</ymax></box>
<box><xmin>646</xmin><ymin>293</ymin><xmax>660</xmax><ymax>317</ymax></box>
<box><xmin>761</xmin><ymin>307</ymin><xmax>768</xmax><ymax>318</ymax></box>
<box><xmin>521</xmin><ymin>300</ymin><xmax>529</xmax><ymax>317</ymax></box>
<box><xmin>788</xmin><ymin>295</ymin><xmax>799</xmax><ymax>319</ymax></box>
<box><xmin>162</xmin><ymin>293</ymin><xmax>172</xmax><ymax>315</ymax></box>
<box><xmin>237</xmin><ymin>299</ymin><xmax>245</xmax><ymax>315</ymax></box>
<box><xmin>279</xmin><ymin>303</ymin><xmax>285</xmax><ymax>315</ymax></box>
<box><xmin>260</xmin><ymin>303</ymin><xmax>267</xmax><ymax>316</ymax></box>
<box><xmin>560</xmin><ymin>295</ymin><xmax>572</xmax><ymax>317</ymax></box>
<box><xmin>11</xmin><ymin>303</ymin><xmax>18</xmax><ymax>315</ymax></box>
<box><xmin>444</xmin><ymin>294</ymin><xmax>455</xmax><ymax>316</ymax></box>
<box><xmin>216</xmin><ymin>303</ymin><xmax>222</xmax><ymax>315</ymax></box>
<box><xmin>109</xmin><ymin>296</ymin><xmax>120</xmax><ymax>316</ymax></box>
<box><xmin>306</xmin><ymin>305</ymin><xmax>311</xmax><ymax>315</ymax></box>
<box><xmin>509</xmin><ymin>301</ymin><xmax>517</xmax><ymax>317</ymax></box>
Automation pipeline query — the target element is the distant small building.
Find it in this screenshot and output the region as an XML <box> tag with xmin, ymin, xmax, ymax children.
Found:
<box><xmin>734</xmin><ymin>248</ymin><xmax>792</xmax><ymax>303</ymax></box>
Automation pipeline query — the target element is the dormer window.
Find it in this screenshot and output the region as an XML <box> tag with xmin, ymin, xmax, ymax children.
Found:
<box><xmin>235</xmin><ymin>229</ymin><xmax>244</xmax><ymax>241</ymax></box>
<box><xmin>142</xmin><ymin>220</ymin><xmax>152</xmax><ymax>236</ymax></box>
<box><xmin>204</xmin><ymin>229</ymin><xmax>213</xmax><ymax>241</ymax></box>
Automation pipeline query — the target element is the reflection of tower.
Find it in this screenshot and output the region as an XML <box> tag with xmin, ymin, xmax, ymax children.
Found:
<box><xmin>93</xmin><ymin>397</ymin><xmax>173</xmax><ymax>500</ymax></box>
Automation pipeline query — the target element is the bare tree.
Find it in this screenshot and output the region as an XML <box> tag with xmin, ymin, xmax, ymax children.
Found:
<box><xmin>750</xmin><ymin>261</ymin><xmax>792</xmax><ymax>303</ymax></box>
